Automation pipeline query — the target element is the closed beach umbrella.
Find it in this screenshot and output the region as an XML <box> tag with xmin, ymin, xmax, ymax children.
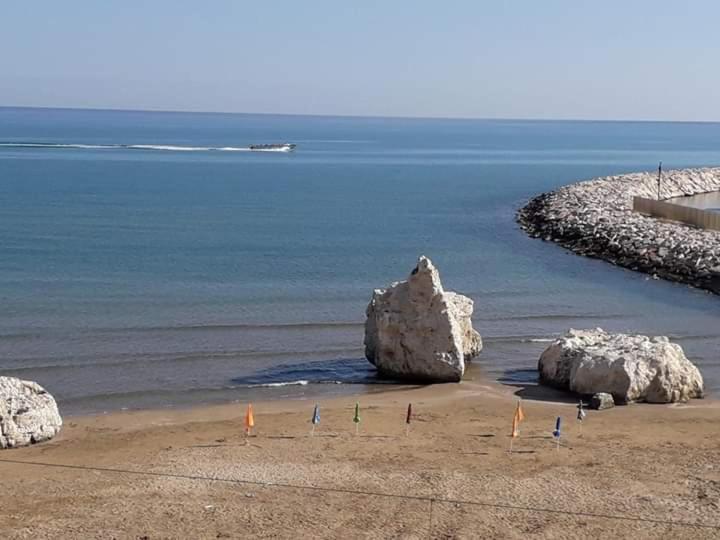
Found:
<box><xmin>509</xmin><ymin>400</ymin><xmax>525</xmax><ymax>453</ymax></box>
<box><xmin>577</xmin><ymin>400</ymin><xmax>587</xmax><ymax>437</ymax></box>
<box><xmin>310</xmin><ymin>403</ymin><xmax>320</xmax><ymax>437</ymax></box>
<box><xmin>577</xmin><ymin>401</ymin><xmax>586</xmax><ymax>422</ymax></box>
<box><xmin>552</xmin><ymin>416</ymin><xmax>562</xmax><ymax>451</ymax></box>
<box><xmin>245</xmin><ymin>404</ymin><xmax>255</xmax><ymax>436</ymax></box>
<box><xmin>553</xmin><ymin>416</ymin><xmax>561</xmax><ymax>438</ymax></box>
<box><xmin>511</xmin><ymin>401</ymin><xmax>525</xmax><ymax>438</ymax></box>
<box><xmin>405</xmin><ymin>403</ymin><xmax>412</xmax><ymax>436</ymax></box>
<box><xmin>353</xmin><ymin>402</ymin><xmax>360</xmax><ymax>434</ymax></box>
<box><xmin>312</xmin><ymin>404</ymin><xmax>320</xmax><ymax>425</ymax></box>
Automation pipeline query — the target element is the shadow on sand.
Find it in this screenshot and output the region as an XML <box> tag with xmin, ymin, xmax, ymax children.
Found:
<box><xmin>498</xmin><ymin>368</ymin><xmax>579</xmax><ymax>404</ymax></box>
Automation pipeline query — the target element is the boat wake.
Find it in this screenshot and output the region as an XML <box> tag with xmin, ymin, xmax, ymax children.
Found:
<box><xmin>0</xmin><ymin>142</ymin><xmax>295</xmax><ymax>153</ymax></box>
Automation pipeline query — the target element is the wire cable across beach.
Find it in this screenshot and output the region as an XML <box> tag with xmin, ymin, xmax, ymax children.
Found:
<box><xmin>1</xmin><ymin>457</ymin><xmax>717</xmax><ymax>531</ymax></box>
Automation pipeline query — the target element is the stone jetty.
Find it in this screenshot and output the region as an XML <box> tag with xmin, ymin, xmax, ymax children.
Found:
<box><xmin>517</xmin><ymin>167</ymin><xmax>720</xmax><ymax>294</ymax></box>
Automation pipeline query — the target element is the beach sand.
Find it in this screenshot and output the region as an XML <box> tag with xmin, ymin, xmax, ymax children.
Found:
<box><xmin>1</xmin><ymin>379</ymin><xmax>719</xmax><ymax>539</ymax></box>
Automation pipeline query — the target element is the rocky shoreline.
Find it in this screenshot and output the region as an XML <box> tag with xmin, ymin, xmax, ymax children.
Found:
<box><xmin>517</xmin><ymin>167</ymin><xmax>720</xmax><ymax>294</ymax></box>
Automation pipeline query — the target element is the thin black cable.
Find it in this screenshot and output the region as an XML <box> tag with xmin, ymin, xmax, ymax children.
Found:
<box><xmin>1</xmin><ymin>458</ymin><xmax>718</xmax><ymax>530</ymax></box>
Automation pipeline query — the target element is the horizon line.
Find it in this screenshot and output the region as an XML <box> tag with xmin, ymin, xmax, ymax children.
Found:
<box><xmin>1</xmin><ymin>104</ymin><xmax>719</xmax><ymax>125</ymax></box>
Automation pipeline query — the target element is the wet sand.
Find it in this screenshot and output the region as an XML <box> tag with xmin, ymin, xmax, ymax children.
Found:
<box><xmin>1</xmin><ymin>379</ymin><xmax>719</xmax><ymax>539</ymax></box>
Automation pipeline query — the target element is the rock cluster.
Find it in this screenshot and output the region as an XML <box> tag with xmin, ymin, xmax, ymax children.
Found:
<box><xmin>1</xmin><ymin>376</ymin><xmax>62</xmax><ymax>449</ymax></box>
<box><xmin>364</xmin><ymin>256</ymin><xmax>483</xmax><ymax>382</ymax></box>
<box><xmin>538</xmin><ymin>329</ymin><xmax>704</xmax><ymax>404</ymax></box>
<box><xmin>517</xmin><ymin>168</ymin><xmax>720</xmax><ymax>294</ymax></box>
<box><xmin>590</xmin><ymin>392</ymin><xmax>615</xmax><ymax>410</ymax></box>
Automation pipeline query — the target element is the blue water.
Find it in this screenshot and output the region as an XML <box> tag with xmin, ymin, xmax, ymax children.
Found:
<box><xmin>2</xmin><ymin>107</ymin><xmax>720</xmax><ymax>415</ymax></box>
<box><xmin>667</xmin><ymin>191</ymin><xmax>720</xmax><ymax>213</ymax></box>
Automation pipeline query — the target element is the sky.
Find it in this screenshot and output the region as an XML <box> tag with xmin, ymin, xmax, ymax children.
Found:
<box><xmin>1</xmin><ymin>1</ymin><xmax>718</xmax><ymax>121</ymax></box>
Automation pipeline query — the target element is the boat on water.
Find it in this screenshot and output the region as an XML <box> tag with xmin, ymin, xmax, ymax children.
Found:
<box><xmin>249</xmin><ymin>143</ymin><xmax>296</xmax><ymax>152</ymax></box>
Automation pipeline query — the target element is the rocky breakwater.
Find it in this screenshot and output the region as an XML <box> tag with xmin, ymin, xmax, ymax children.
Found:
<box><xmin>538</xmin><ymin>329</ymin><xmax>704</xmax><ymax>404</ymax></box>
<box><xmin>1</xmin><ymin>376</ymin><xmax>62</xmax><ymax>448</ymax></box>
<box><xmin>364</xmin><ymin>256</ymin><xmax>482</xmax><ymax>382</ymax></box>
<box><xmin>517</xmin><ymin>167</ymin><xmax>720</xmax><ymax>293</ymax></box>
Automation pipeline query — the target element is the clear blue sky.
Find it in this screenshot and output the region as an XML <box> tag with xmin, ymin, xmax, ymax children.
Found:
<box><xmin>2</xmin><ymin>1</ymin><xmax>718</xmax><ymax>121</ymax></box>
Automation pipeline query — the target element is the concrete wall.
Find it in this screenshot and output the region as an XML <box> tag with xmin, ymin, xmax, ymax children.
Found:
<box><xmin>633</xmin><ymin>196</ymin><xmax>720</xmax><ymax>232</ymax></box>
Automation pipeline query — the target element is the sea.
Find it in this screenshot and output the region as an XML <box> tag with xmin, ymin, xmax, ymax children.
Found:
<box><xmin>1</xmin><ymin>107</ymin><xmax>719</xmax><ymax>415</ymax></box>
<box><xmin>667</xmin><ymin>190</ymin><xmax>720</xmax><ymax>212</ymax></box>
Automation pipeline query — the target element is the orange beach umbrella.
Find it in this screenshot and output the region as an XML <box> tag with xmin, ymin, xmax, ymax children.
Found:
<box><xmin>245</xmin><ymin>404</ymin><xmax>255</xmax><ymax>435</ymax></box>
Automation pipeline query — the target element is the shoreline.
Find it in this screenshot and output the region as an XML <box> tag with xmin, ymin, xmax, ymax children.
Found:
<box><xmin>56</xmin><ymin>372</ymin><xmax>720</xmax><ymax>423</ymax></box>
<box><xmin>2</xmin><ymin>378</ymin><xmax>719</xmax><ymax>538</ymax></box>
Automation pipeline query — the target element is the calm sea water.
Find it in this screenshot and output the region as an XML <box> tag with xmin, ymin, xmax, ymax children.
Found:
<box><xmin>667</xmin><ymin>191</ymin><xmax>720</xmax><ymax>212</ymax></box>
<box><xmin>1</xmin><ymin>107</ymin><xmax>719</xmax><ymax>415</ymax></box>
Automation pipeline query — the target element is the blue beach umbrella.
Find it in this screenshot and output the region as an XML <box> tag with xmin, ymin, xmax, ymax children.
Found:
<box><xmin>553</xmin><ymin>416</ymin><xmax>562</xmax><ymax>439</ymax></box>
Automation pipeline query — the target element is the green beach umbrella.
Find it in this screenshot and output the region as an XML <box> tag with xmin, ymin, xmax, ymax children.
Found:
<box><xmin>353</xmin><ymin>402</ymin><xmax>361</xmax><ymax>434</ymax></box>
<box><xmin>405</xmin><ymin>403</ymin><xmax>412</xmax><ymax>436</ymax></box>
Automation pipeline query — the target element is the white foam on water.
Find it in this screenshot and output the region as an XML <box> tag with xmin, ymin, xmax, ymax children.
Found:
<box><xmin>127</xmin><ymin>144</ymin><xmax>212</xmax><ymax>152</ymax></box>
<box><xmin>0</xmin><ymin>142</ymin><xmax>117</xmax><ymax>149</ymax></box>
<box><xmin>247</xmin><ymin>380</ymin><xmax>310</xmax><ymax>388</ymax></box>
<box><xmin>0</xmin><ymin>142</ymin><xmax>262</xmax><ymax>152</ymax></box>
<box><xmin>249</xmin><ymin>147</ymin><xmax>293</xmax><ymax>152</ymax></box>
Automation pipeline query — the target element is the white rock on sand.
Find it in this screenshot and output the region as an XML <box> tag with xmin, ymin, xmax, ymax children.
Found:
<box><xmin>0</xmin><ymin>376</ymin><xmax>62</xmax><ymax>449</ymax></box>
<box><xmin>538</xmin><ymin>328</ymin><xmax>704</xmax><ymax>403</ymax></box>
<box><xmin>364</xmin><ymin>256</ymin><xmax>482</xmax><ymax>382</ymax></box>
<box><xmin>590</xmin><ymin>392</ymin><xmax>615</xmax><ymax>410</ymax></box>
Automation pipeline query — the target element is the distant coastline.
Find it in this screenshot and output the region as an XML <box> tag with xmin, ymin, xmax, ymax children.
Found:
<box><xmin>518</xmin><ymin>167</ymin><xmax>720</xmax><ymax>294</ymax></box>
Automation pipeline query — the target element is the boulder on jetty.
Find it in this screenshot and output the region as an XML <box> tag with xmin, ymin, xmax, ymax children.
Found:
<box><xmin>0</xmin><ymin>376</ymin><xmax>62</xmax><ymax>449</ymax></box>
<box><xmin>517</xmin><ymin>167</ymin><xmax>720</xmax><ymax>294</ymax></box>
<box><xmin>364</xmin><ymin>256</ymin><xmax>482</xmax><ymax>382</ymax></box>
<box><xmin>538</xmin><ymin>329</ymin><xmax>704</xmax><ymax>404</ymax></box>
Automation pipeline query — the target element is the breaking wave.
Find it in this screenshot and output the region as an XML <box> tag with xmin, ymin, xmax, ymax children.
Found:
<box><xmin>246</xmin><ymin>380</ymin><xmax>310</xmax><ymax>388</ymax></box>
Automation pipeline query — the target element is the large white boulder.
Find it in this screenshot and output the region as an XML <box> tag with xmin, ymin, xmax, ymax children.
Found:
<box><xmin>538</xmin><ymin>329</ymin><xmax>704</xmax><ymax>403</ymax></box>
<box><xmin>364</xmin><ymin>256</ymin><xmax>482</xmax><ymax>382</ymax></box>
<box><xmin>0</xmin><ymin>376</ymin><xmax>62</xmax><ymax>448</ymax></box>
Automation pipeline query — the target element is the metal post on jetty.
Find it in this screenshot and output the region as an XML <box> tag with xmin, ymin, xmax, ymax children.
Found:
<box><xmin>657</xmin><ymin>161</ymin><xmax>663</xmax><ymax>200</ymax></box>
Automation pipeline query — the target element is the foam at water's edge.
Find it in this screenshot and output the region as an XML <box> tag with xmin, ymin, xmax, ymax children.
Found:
<box><xmin>247</xmin><ymin>380</ymin><xmax>309</xmax><ymax>388</ymax></box>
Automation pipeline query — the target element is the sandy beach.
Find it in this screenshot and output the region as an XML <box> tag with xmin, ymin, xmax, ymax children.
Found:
<box><xmin>5</xmin><ymin>3</ymin><xmax>720</xmax><ymax>540</ymax></box>
<box><xmin>1</xmin><ymin>378</ymin><xmax>718</xmax><ymax>539</ymax></box>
